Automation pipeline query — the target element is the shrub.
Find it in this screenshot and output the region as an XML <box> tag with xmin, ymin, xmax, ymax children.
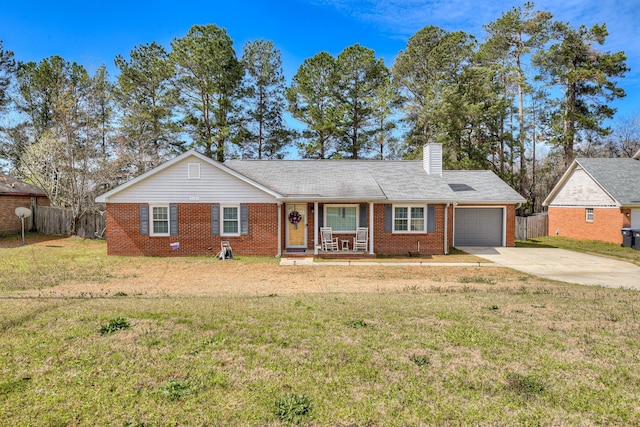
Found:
<box><xmin>99</xmin><ymin>317</ymin><xmax>131</xmax><ymax>335</ymax></box>
<box><xmin>273</xmin><ymin>393</ymin><xmax>313</xmax><ymax>423</ymax></box>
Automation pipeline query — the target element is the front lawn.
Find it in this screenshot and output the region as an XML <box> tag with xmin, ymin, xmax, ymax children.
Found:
<box><xmin>1</xmin><ymin>234</ymin><xmax>639</xmax><ymax>425</ymax></box>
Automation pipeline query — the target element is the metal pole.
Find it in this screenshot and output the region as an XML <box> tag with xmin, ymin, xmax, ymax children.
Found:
<box><xmin>20</xmin><ymin>215</ymin><xmax>25</xmax><ymax>246</ymax></box>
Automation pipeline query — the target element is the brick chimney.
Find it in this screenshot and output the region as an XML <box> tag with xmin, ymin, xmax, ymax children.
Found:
<box><xmin>423</xmin><ymin>143</ymin><xmax>443</xmax><ymax>177</ymax></box>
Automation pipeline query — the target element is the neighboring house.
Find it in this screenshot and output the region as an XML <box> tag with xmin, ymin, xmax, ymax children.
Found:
<box><xmin>543</xmin><ymin>150</ymin><xmax>640</xmax><ymax>244</ymax></box>
<box><xmin>96</xmin><ymin>143</ymin><xmax>525</xmax><ymax>257</ymax></box>
<box><xmin>0</xmin><ymin>173</ymin><xmax>50</xmax><ymax>236</ymax></box>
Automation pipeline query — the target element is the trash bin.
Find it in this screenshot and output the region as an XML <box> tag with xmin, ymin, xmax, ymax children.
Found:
<box><xmin>634</xmin><ymin>230</ymin><xmax>640</xmax><ymax>251</ymax></box>
<box><xmin>621</xmin><ymin>228</ymin><xmax>634</xmax><ymax>248</ymax></box>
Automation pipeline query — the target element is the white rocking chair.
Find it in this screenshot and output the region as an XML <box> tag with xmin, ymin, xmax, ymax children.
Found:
<box><xmin>320</xmin><ymin>227</ymin><xmax>339</xmax><ymax>251</ymax></box>
<box><xmin>353</xmin><ymin>227</ymin><xmax>368</xmax><ymax>252</ymax></box>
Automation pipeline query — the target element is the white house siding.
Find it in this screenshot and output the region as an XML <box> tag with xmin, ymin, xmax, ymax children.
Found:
<box><xmin>106</xmin><ymin>157</ymin><xmax>277</xmax><ymax>204</ymax></box>
<box><xmin>549</xmin><ymin>167</ymin><xmax>617</xmax><ymax>207</ymax></box>
<box><xmin>632</xmin><ymin>209</ymin><xmax>640</xmax><ymax>228</ymax></box>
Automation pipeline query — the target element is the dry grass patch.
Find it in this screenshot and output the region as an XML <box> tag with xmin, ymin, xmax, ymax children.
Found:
<box><xmin>1</xmin><ymin>235</ymin><xmax>640</xmax><ymax>425</ymax></box>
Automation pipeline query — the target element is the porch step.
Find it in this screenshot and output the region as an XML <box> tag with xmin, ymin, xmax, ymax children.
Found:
<box><xmin>282</xmin><ymin>251</ymin><xmax>376</xmax><ymax>259</ymax></box>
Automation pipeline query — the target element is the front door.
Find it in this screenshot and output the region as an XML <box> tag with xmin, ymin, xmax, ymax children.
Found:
<box><xmin>286</xmin><ymin>203</ymin><xmax>307</xmax><ymax>248</ymax></box>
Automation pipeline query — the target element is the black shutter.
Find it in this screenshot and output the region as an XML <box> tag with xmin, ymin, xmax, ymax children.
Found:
<box><xmin>170</xmin><ymin>204</ymin><xmax>179</xmax><ymax>235</ymax></box>
<box><xmin>427</xmin><ymin>205</ymin><xmax>435</xmax><ymax>233</ymax></box>
<box><xmin>211</xmin><ymin>204</ymin><xmax>220</xmax><ymax>236</ymax></box>
<box><xmin>318</xmin><ymin>204</ymin><xmax>324</xmax><ymax>228</ymax></box>
<box><xmin>384</xmin><ymin>205</ymin><xmax>392</xmax><ymax>233</ymax></box>
<box><xmin>140</xmin><ymin>204</ymin><xmax>149</xmax><ymax>236</ymax></box>
<box><xmin>359</xmin><ymin>204</ymin><xmax>367</xmax><ymax>228</ymax></box>
<box><xmin>240</xmin><ymin>204</ymin><xmax>249</xmax><ymax>235</ymax></box>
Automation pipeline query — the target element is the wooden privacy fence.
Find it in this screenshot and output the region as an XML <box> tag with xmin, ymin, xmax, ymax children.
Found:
<box><xmin>35</xmin><ymin>206</ymin><xmax>106</xmax><ymax>239</ymax></box>
<box><xmin>515</xmin><ymin>214</ymin><xmax>548</xmax><ymax>241</ymax></box>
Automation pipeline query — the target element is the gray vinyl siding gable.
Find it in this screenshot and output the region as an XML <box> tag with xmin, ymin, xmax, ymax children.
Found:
<box><xmin>106</xmin><ymin>157</ymin><xmax>277</xmax><ymax>204</ymax></box>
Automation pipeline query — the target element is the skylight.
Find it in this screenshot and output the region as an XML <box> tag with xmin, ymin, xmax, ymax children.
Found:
<box><xmin>448</xmin><ymin>183</ymin><xmax>475</xmax><ymax>192</ymax></box>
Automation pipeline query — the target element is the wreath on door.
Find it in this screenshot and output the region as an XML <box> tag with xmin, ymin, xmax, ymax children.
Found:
<box><xmin>288</xmin><ymin>211</ymin><xmax>302</xmax><ymax>229</ymax></box>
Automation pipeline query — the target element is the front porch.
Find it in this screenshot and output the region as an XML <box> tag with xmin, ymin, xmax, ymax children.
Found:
<box><xmin>283</xmin><ymin>201</ymin><xmax>376</xmax><ymax>258</ymax></box>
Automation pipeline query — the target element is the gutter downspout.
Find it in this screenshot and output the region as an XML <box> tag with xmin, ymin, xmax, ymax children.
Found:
<box><xmin>276</xmin><ymin>202</ymin><xmax>282</xmax><ymax>258</ymax></box>
<box><xmin>444</xmin><ymin>202</ymin><xmax>450</xmax><ymax>255</ymax></box>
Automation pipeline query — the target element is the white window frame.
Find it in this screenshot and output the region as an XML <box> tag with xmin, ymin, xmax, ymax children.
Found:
<box><xmin>393</xmin><ymin>204</ymin><xmax>426</xmax><ymax>233</ymax></box>
<box><xmin>324</xmin><ymin>204</ymin><xmax>359</xmax><ymax>233</ymax></box>
<box><xmin>221</xmin><ymin>205</ymin><xmax>240</xmax><ymax>236</ymax></box>
<box><xmin>188</xmin><ymin>162</ymin><xmax>201</xmax><ymax>179</ymax></box>
<box><xmin>150</xmin><ymin>205</ymin><xmax>170</xmax><ymax>236</ymax></box>
<box><xmin>586</xmin><ymin>208</ymin><xmax>594</xmax><ymax>222</ymax></box>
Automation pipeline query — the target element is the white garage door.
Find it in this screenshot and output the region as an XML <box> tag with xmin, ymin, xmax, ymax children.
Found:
<box><xmin>455</xmin><ymin>208</ymin><xmax>503</xmax><ymax>246</ymax></box>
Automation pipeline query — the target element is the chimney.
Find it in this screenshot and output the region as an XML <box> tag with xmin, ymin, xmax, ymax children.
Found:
<box><xmin>423</xmin><ymin>143</ymin><xmax>442</xmax><ymax>177</ymax></box>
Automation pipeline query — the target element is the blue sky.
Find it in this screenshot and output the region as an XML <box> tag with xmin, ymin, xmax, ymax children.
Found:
<box><xmin>2</xmin><ymin>0</ymin><xmax>638</xmax><ymax>119</ymax></box>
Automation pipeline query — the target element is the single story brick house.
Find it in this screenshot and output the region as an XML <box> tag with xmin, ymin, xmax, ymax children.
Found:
<box><xmin>0</xmin><ymin>172</ymin><xmax>50</xmax><ymax>236</ymax></box>
<box><xmin>96</xmin><ymin>144</ymin><xmax>525</xmax><ymax>257</ymax></box>
<box><xmin>543</xmin><ymin>150</ymin><xmax>640</xmax><ymax>244</ymax></box>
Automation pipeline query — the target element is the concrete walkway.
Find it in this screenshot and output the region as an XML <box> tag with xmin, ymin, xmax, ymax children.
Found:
<box><xmin>280</xmin><ymin>248</ymin><xmax>640</xmax><ymax>290</ymax></box>
<box><xmin>460</xmin><ymin>247</ymin><xmax>640</xmax><ymax>290</ymax></box>
<box><xmin>279</xmin><ymin>257</ymin><xmax>485</xmax><ymax>267</ymax></box>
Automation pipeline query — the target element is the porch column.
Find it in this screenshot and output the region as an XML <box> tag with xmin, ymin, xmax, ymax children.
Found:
<box><xmin>277</xmin><ymin>202</ymin><xmax>282</xmax><ymax>257</ymax></box>
<box><xmin>314</xmin><ymin>201</ymin><xmax>319</xmax><ymax>251</ymax></box>
<box><xmin>369</xmin><ymin>202</ymin><xmax>374</xmax><ymax>254</ymax></box>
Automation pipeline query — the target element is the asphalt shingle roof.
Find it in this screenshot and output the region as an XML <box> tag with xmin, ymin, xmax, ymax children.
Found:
<box><xmin>576</xmin><ymin>158</ymin><xmax>640</xmax><ymax>206</ymax></box>
<box><xmin>225</xmin><ymin>160</ymin><xmax>525</xmax><ymax>203</ymax></box>
<box><xmin>0</xmin><ymin>173</ymin><xmax>47</xmax><ymax>196</ymax></box>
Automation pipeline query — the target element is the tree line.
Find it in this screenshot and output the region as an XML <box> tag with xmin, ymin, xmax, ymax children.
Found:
<box><xmin>0</xmin><ymin>2</ymin><xmax>636</xmax><ymax>231</ymax></box>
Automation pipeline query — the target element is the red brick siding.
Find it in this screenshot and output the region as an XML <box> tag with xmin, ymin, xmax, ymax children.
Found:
<box><xmin>0</xmin><ymin>195</ymin><xmax>49</xmax><ymax>236</ymax></box>
<box><xmin>504</xmin><ymin>204</ymin><xmax>517</xmax><ymax>247</ymax></box>
<box><xmin>548</xmin><ymin>206</ymin><xmax>628</xmax><ymax>244</ymax></box>
<box><xmin>373</xmin><ymin>204</ymin><xmax>448</xmax><ymax>255</ymax></box>
<box><xmin>106</xmin><ymin>201</ymin><xmax>518</xmax><ymax>256</ymax></box>
<box><xmin>106</xmin><ymin>203</ymin><xmax>279</xmax><ymax>256</ymax></box>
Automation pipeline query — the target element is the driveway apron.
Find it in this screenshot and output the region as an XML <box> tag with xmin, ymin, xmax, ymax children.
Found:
<box><xmin>460</xmin><ymin>247</ymin><xmax>640</xmax><ymax>290</ymax></box>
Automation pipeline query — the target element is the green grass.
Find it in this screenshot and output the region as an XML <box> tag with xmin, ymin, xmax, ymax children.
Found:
<box><xmin>2</xmin><ymin>288</ymin><xmax>640</xmax><ymax>424</ymax></box>
<box><xmin>517</xmin><ymin>236</ymin><xmax>640</xmax><ymax>266</ymax></box>
<box><xmin>1</xmin><ymin>234</ymin><xmax>640</xmax><ymax>425</ymax></box>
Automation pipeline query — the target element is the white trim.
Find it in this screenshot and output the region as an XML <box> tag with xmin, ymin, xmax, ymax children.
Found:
<box><xmin>150</xmin><ymin>205</ymin><xmax>170</xmax><ymax>237</ymax></box>
<box><xmin>444</xmin><ymin>202</ymin><xmax>450</xmax><ymax>254</ymax></box>
<box><xmin>369</xmin><ymin>202</ymin><xmax>374</xmax><ymax>254</ymax></box>
<box><xmin>221</xmin><ymin>204</ymin><xmax>240</xmax><ymax>236</ymax></box>
<box><xmin>314</xmin><ymin>202</ymin><xmax>319</xmax><ymax>252</ymax></box>
<box><xmin>585</xmin><ymin>208</ymin><xmax>594</xmax><ymax>222</ymax></box>
<box><xmin>391</xmin><ymin>204</ymin><xmax>427</xmax><ymax>233</ymax></box>
<box><xmin>277</xmin><ymin>202</ymin><xmax>282</xmax><ymax>257</ymax></box>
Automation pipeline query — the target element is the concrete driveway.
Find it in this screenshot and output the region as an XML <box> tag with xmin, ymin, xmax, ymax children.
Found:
<box><xmin>460</xmin><ymin>247</ymin><xmax>640</xmax><ymax>290</ymax></box>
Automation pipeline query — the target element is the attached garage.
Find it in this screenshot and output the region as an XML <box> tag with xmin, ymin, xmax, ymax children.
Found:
<box><xmin>454</xmin><ymin>207</ymin><xmax>504</xmax><ymax>246</ymax></box>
